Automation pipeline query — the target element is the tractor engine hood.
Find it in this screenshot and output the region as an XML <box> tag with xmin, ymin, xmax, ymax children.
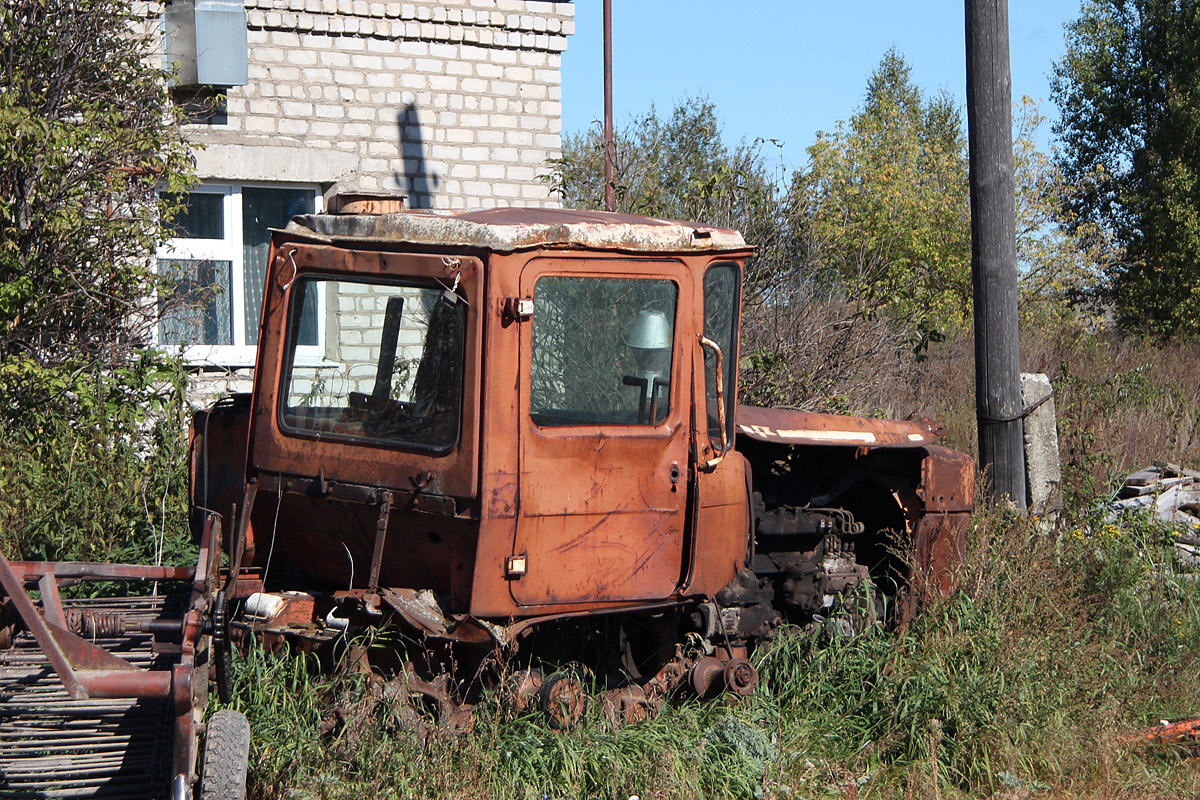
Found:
<box><xmin>735</xmin><ymin>405</ymin><xmax>945</xmax><ymax>449</ymax></box>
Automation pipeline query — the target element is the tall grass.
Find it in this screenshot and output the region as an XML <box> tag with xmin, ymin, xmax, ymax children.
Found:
<box><xmin>0</xmin><ymin>355</ymin><xmax>195</xmax><ymax>570</ymax></box>
<box><xmin>214</xmin><ymin>324</ymin><xmax>1200</xmax><ymax>799</ymax></box>
<box><xmin>221</xmin><ymin>503</ymin><xmax>1200</xmax><ymax>800</ymax></box>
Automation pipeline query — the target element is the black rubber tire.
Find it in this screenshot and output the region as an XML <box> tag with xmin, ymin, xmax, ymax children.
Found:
<box><xmin>200</xmin><ymin>709</ymin><xmax>250</xmax><ymax>800</ymax></box>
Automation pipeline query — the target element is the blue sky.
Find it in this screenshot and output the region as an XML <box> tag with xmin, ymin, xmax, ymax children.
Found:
<box><xmin>559</xmin><ymin>2</ymin><xmax>1082</xmax><ymax>174</ymax></box>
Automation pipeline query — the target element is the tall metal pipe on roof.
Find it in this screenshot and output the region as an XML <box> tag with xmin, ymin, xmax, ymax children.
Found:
<box><xmin>603</xmin><ymin>0</ymin><xmax>615</xmax><ymax>212</ymax></box>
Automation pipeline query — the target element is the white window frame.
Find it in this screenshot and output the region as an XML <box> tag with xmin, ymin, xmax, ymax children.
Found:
<box><xmin>156</xmin><ymin>182</ymin><xmax>325</xmax><ymax>368</ymax></box>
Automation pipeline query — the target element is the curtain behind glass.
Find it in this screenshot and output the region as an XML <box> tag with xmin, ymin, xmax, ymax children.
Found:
<box><xmin>243</xmin><ymin>187</ymin><xmax>315</xmax><ymax>345</ymax></box>
<box><xmin>163</xmin><ymin>192</ymin><xmax>224</xmax><ymax>239</ymax></box>
<box><xmin>158</xmin><ymin>258</ymin><xmax>233</xmax><ymax>346</ymax></box>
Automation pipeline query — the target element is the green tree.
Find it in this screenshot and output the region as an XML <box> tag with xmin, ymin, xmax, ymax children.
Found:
<box><xmin>1052</xmin><ymin>0</ymin><xmax>1200</xmax><ymax>336</ymax></box>
<box><xmin>791</xmin><ymin>49</ymin><xmax>972</xmax><ymax>350</ymax></box>
<box><xmin>545</xmin><ymin>96</ymin><xmax>788</xmax><ymax>290</ymax></box>
<box><xmin>0</xmin><ymin>0</ymin><xmax>194</xmax><ymax>365</ymax></box>
<box><xmin>0</xmin><ymin>0</ymin><xmax>195</xmax><ymax>562</ymax></box>
<box><xmin>1012</xmin><ymin>97</ymin><xmax>1121</xmax><ymax>326</ymax></box>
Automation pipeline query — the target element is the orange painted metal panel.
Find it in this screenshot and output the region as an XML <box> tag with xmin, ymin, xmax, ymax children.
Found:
<box><xmin>737</xmin><ymin>405</ymin><xmax>945</xmax><ymax>449</ymax></box>
<box><xmin>687</xmin><ymin>450</ymin><xmax>752</xmax><ymax>597</ymax></box>
<box><xmin>510</xmin><ymin>258</ymin><xmax>694</xmax><ymax>607</ymax></box>
<box><xmin>919</xmin><ymin>445</ymin><xmax>976</xmax><ymax>513</ymax></box>
<box><xmin>468</xmin><ymin>250</ymin><xmax>524</xmax><ymax>618</ymax></box>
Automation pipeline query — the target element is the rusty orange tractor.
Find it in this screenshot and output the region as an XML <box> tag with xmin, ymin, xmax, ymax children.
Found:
<box><xmin>0</xmin><ymin>208</ymin><xmax>972</xmax><ymax>797</ymax></box>
<box><xmin>194</xmin><ymin>207</ymin><xmax>973</xmax><ymax>722</ymax></box>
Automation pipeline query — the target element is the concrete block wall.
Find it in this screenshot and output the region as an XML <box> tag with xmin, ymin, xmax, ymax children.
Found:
<box><xmin>180</xmin><ymin>0</ymin><xmax>575</xmax><ymax>209</ymax></box>
<box><xmin>320</xmin><ymin>282</ymin><xmax>427</xmax><ymax>402</ymax></box>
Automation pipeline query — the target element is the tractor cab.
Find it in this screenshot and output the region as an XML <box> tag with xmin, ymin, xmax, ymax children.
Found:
<box><xmin>192</xmin><ymin>207</ymin><xmax>759</xmax><ymax>625</ymax></box>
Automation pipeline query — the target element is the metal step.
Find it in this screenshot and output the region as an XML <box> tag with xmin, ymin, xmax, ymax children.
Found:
<box><xmin>0</xmin><ymin>596</ymin><xmax>181</xmax><ymax>800</ymax></box>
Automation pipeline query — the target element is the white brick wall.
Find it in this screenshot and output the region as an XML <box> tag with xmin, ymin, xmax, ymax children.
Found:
<box><xmin>180</xmin><ymin>0</ymin><xmax>574</xmax><ymax>209</ymax></box>
<box><xmin>286</xmin><ymin>282</ymin><xmax>443</xmax><ymax>412</ymax></box>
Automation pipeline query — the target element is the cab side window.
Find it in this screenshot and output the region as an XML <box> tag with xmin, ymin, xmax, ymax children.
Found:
<box><xmin>703</xmin><ymin>264</ymin><xmax>740</xmax><ymax>446</ymax></box>
<box><xmin>530</xmin><ymin>276</ymin><xmax>678</xmax><ymax>426</ymax></box>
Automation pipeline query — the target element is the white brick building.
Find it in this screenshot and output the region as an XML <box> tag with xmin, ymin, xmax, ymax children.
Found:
<box><xmin>154</xmin><ymin>0</ymin><xmax>574</xmax><ymax>383</ymax></box>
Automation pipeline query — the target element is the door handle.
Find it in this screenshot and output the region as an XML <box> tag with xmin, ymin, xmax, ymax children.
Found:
<box><xmin>697</xmin><ymin>335</ymin><xmax>728</xmax><ymax>471</ymax></box>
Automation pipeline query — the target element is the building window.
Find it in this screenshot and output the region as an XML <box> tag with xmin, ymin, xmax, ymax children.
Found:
<box><xmin>158</xmin><ymin>183</ymin><xmax>321</xmax><ymax>365</ymax></box>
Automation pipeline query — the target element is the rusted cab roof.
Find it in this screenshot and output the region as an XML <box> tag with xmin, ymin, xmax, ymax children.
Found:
<box><xmin>283</xmin><ymin>207</ymin><xmax>750</xmax><ymax>254</ymax></box>
<box><xmin>736</xmin><ymin>405</ymin><xmax>945</xmax><ymax>448</ymax></box>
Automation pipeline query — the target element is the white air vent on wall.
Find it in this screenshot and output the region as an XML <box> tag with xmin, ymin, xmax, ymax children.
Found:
<box><xmin>163</xmin><ymin>0</ymin><xmax>249</xmax><ymax>88</ymax></box>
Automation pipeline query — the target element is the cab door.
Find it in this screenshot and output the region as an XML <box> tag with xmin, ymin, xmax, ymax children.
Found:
<box><xmin>683</xmin><ymin>261</ymin><xmax>752</xmax><ymax>597</ymax></box>
<box><xmin>511</xmin><ymin>258</ymin><xmax>694</xmax><ymax>607</ymax></box>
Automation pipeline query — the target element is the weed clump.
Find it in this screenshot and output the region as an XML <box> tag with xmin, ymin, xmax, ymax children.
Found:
<box><xmin>217</xmin><ymin>502</ymin><xmax>1200</xmax><ymax>800</ymax></box>
<box><xmin>0</xmin><ymin>355</ymin><xmax>195</xmax><ymax>573</ymax></box>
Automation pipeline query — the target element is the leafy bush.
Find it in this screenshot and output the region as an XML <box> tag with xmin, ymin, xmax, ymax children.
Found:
<box><xmin>0</xmin><ymin>0</ymin><xmax>193</xmax><ymax>364</ymax></box>
<box><xmin>0</xmin><ymin>0</ymin><xmax>195</xmax><ymax>571</ymax></box>
<box><xmin>0</xmin><ymin>354</ymin><xmax>194</xmax><ymax>569</ymax></box>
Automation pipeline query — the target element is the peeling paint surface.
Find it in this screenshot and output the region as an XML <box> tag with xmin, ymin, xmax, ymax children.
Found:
<box><xmin>284</xmin><ymin>207</ymin><xmax>750</xmax><ymax>254</ymax></box>
<box><xmin>736</xmin><ymin>405</ymin><xmax>945</xmax><ymax>448</ymax></box>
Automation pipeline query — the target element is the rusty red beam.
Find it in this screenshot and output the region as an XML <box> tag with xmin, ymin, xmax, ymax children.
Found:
<box><xmin>75</xmin><ymin>668</ymin><xmax>173</xmax><ymax>700</ymax></box>
<box><xmin>9</xmin><ymin>561</ymin><xmax>194</xmax><ymax>582</ymax></box>
<box><xmin>1135</xmin><ymin>718</ymin><xmax>1200</xmax><ymax>752</ymax></box>
<box><xmin>0</xmin><ymin>550</ymin><xmax>85</xmax><ymax>698</ymax></box>
<box><xmin>736</xmin><ymin>404</ymin><xmax>945</xmax><ymax>449</ymax></box>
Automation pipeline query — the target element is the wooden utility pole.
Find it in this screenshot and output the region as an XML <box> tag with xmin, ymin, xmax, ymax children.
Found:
<box><xmin>965</xmin><ymin>0</ymin><xmax>1027</xmax><ymax>509</ymax></box>
<box><xmin>603</xmin><ymin>0</ymin><xmax>615</xmax><ymax>212</ymax></box>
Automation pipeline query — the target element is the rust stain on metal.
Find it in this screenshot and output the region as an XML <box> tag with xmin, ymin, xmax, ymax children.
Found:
<box><xmin>1134</xmin><ymin>717</ymin><xmax>1200</xmax><ymax>755</ymax></box>
<box><xmin>0</xmin><ymin>513</ymin><xmax>223</xmax><ymax>794</ymax></box>
<box><xmin>327</xmin><ymin>192</ymin><xmax>408</xmax><ymax>215</ymax></box>
<box><xmin>919</xmin><ymin>446</ymin><xmax>976</xmax><ymax>513</ymax></box>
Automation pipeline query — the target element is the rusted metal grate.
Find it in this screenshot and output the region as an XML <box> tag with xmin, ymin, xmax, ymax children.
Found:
<box><xmin>0</xmin><ymin>596</ymin><xmax>179</xmax><ymax>799</ymax></box>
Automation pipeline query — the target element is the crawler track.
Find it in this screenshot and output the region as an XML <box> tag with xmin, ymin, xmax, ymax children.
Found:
<box><xmin>0</xmin><ymin>596</ymin><xmax>181</xmax><ymax>800</ymax></box>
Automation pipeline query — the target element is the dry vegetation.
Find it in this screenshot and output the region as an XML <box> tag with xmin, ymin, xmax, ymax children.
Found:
<box><xmin>222</xmin><ymin>312</ymin><xmax>1200</xmax><ymax>800</ymax></box>
<box><xmin>741</xmin><ymin>295</ymin><xmax>1200</xmax><ymax>510</ymax></box>
<box><xmin>227</xmin><ymin>506</ymin><xmax>1200</xmax><ymax>800</ymax></box>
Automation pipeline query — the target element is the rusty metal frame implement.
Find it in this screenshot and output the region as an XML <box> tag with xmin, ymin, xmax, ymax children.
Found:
<box><xmin>0</xmin><ymin>548</ymin><xmax>177</xmax><ymax>701</ymax></box>
<box><xmin>0</xmin><ymin>513</ymin><xmax>225</xmax><ymax>789</ymax></box>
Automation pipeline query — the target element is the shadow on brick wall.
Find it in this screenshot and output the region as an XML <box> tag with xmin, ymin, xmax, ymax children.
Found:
<box><xmin>395</xmin><ymin>102</ymin><xmax>440</xmax><ymax>209</ymax></box>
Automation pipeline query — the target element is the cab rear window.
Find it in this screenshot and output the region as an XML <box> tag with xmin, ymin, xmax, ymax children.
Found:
<box><xmin>279</xmin><ymin>275</ymin><xmax>465</xmax><ymax>452</ymax></box>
